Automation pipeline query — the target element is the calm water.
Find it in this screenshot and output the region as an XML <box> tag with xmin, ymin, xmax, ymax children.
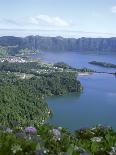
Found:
<box><xmin>32</xmin><ymin>51</ymin><xmax>116</xmax><ymax>73</ymax></box>
<box><xmin>32</xmin><ymin>51</ymin><xmax>116</xmax><ymax>131</ymax></box>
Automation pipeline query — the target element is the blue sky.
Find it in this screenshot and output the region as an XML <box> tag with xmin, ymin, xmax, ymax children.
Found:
<box><xmin>0</xmin><ymin>0</ymin><xmax>116</xmax><ymax>37</ymax></box>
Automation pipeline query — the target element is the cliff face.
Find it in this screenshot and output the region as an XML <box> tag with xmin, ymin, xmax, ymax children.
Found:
<box><xmin>0</xmin><ymin>36</ymin><xmax>116</xmax><ymax>53</ymax></box>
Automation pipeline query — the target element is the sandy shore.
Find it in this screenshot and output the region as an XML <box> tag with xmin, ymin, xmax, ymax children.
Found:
<box><xmin>78</xmin><ymin>72</ymin><xmax>93</xmax><ymax>76</ymax></box>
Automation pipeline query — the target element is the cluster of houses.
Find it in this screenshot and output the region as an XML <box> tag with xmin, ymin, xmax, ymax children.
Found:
<box><xmin>0</xmin><ymin>56</ymin><xmax>26</xmax><ymax>63</ymax></box>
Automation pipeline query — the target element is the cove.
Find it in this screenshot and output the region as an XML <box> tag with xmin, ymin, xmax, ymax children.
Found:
<box><xmin>31</xmin><ymin>51</ymin><xmax>116</xmax><ymax>131</ymax></box>
<box><xmin>47</xmin><ymin>73</ymin><xmax>116</xmax><ymax>131</ymax></box>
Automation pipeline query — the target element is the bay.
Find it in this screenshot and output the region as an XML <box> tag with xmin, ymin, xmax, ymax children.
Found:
<box><xmin>32</xmin><ymin>51</ymin><xmax>116</xmax><ymax>131</ymax></box>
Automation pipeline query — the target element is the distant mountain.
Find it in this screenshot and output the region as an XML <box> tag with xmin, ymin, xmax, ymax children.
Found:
<box><xmin>0</xmin><ymin>36</ymin><xmax>116</xmax><ymax>55</ymax></box>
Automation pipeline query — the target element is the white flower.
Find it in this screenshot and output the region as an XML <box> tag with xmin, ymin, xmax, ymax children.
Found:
<box><xmin>91</xmin><ymin>137</ymin><xmax>102</xmax><ymax>142</ymax></box>
<box><xmin>42</xmin><ymin>120</ymin><xmax>45</xmax><ymax>123</ymax></box>
<box><xmin>48</xmin><ymin>111</ymin><xmax>51</xmax><ymax>114</ymax></box>
<box><xmin>91</xmin><ymin>127</ymin><xmax>96</xmax><ymax>131</ymax></box>
<box><xmin>37</xmin><ymin>134</ymin><xmax>40</xmax><ymax>137</ymax></box>
<box><xmin>11</xmin><ymin>144</ymin><xmax>22</xmax><ymax>154</ymax></box>
<box><xmin>58</xmin><ymin>126</ymin><xmax>62</xmax><ymax>130</ymax></box>
<box><xmin>90</xmin><ymin>131</ymin><xmax>95</xmax><ymax>135</ymax></box>
<box><xmin>111</xmin><ymin>147</ymin><xmax>116</xmax><ymax>153</ymax></box>
<box><xmin>109</xmin><ymin>147</ymin><xmax>116</xmax><ymax>155</ymax></box>
<box><xmin>74</xmin><ymin>146</ymin><xmax>79</xmax><ymax>151</ymax></box>
<box><xmin>6</xmin><ymin>128</ymin><xmax>13</xmax><ymax>133</ymax></box>
<box><xmin>58</xmin><ymin>138</ymin><xmax>61</xmax><ymax>141</ymax></box>
<box><xmin>19</xmin><ymin>127</ymin><xmax>23</xmax><ymax>130</ymax></box>
<box><xmin>109</xmin><ymin>152</ymin><xmax>113</xmax><ymax>155</ymax></box>
<box><xmin>28</xmin><ymin>136</ymin><xmax>32</xmax><ymax>140</ymax></box>
<box><xmin>43</xmin><ymin>150</ymin><xmax>47</xmax><ymax>154</ymax></box>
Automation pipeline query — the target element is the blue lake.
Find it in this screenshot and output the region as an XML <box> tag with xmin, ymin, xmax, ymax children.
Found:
<box><xmin>32</xmin><ymin>51</ymin><xmax>116</xmax><ymax>131</ymax></box>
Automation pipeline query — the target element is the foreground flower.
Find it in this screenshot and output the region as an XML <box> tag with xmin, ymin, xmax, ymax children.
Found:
<box><xmin>74</xmin><ymin>146</ymin><xmax>86</xmax><ymax>153</ymax></box>
<box><xmin>52</xmin><ymin>128</ymin><xmax>61</xmax><ymax>140</ymax></box>
<box><xmin>111</xmin><ymin>147</ymin><xmax>116</xmax><ymax>152</ymax></box>
<box><xmin>25</xmin><ymin>126</ymin><xmax>37</xmax><ymax>134</ymax></box>
<box><xmin>11</xmin><ymin>144</ymin><xmax>22</xmax><ymax>154</ymax></box>
<box><xmin>109</xmin><ymin>147</ymin><xmax>116</xmax><ymax>155</ymax></box>
<box><xmin>48</xmin><ymin>111</ymin><xmax>51</xmax><ymax>114</ymax></box>
<box><xmin>91</xmin><ymin>127</ymin><xmax>96</xmax><ymax>131</ymax></box>
<box><xmin>6</xmin><ymin>128</ymin><xmax>13</xmax><ymax>133</ymax></box>
<box><xmin>58</xmin><ymin>126</ymin><xmax>62</xmax><ymax>130</ymax></box>
<box><xmin>35</xmin><ymin>149</ymin><xmax>49</xmax><ymax>155</ymax></box>
<box><xmin>91</xmin><ymin>137</ymin><xmax>102</xmax><ymax>142</ymax></box>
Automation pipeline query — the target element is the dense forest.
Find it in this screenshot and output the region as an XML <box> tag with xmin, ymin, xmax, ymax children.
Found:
<box><xmin>0</xmin><ymin>61</ymin><xmax>46</xmax><ymax>74</ymax></box>
<box><xmin>0</xmin><ymin>61</ymin><xmax>94</xmax><ymax>74</ymax></box>
<box><xmin>0</xmin><ymin>61</ymin><xmax>82</xmax><ymax>127</ymax></box>
<box><xmin>2</xmin><ymin>61</ymin><xmax>115</xmax><ymax>155</ymax></box>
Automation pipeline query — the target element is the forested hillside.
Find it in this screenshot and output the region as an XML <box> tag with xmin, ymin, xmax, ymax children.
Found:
<box><xmin>0</xmin><ymin>61</ymin><xmax>82</xmax><ymax>127</ymax></box>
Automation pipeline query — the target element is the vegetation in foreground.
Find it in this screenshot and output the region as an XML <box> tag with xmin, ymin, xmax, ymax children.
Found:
<box><xmin>0</xmin><ymin>60</ymin><xmax>114</xmax><ymax>155</ymax></box>
<box><xmin>0</xmin><ymin>124</ymin><xmax>116</xmax><ymax>155</ymax></box>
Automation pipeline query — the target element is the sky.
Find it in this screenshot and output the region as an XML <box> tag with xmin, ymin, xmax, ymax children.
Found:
<box><xmin>0</xmin><ymin>0</ymin><xmax>116</xmax><ymax>37</ymax></box>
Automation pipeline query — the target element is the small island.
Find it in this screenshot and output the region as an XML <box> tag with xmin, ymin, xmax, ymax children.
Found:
<box><xmin>89</xmin><ymin>61</ymin><xmax>116</xmax><ymax>68</ymax></box>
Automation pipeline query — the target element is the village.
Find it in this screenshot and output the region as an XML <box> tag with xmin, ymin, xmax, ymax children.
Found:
<box><xmin>0</xmin><ymin>56</ymin><xmax>26</xmax><ymax>63</ymax></box>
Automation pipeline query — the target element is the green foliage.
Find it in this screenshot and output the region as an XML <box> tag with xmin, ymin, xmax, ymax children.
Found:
<box><xmin>0</xmin><ymin>61</ymin><xmax>41</xmax><ymax>73</ymax></box>
<box><xmin>75</xmin><ymin>125</ymin><xmax>116</xmax><ymax>155</ymax></box>
<box><xmin>54</xmin><ymin>62</ymin><xmax>75</xmax><ymax>70</ymax></box>
<box><xmin>0</xmin><ymin>125</ymin><xmax>116</xmax><ymax>155</ymax></box>
<box><xmin>0</xmin><ymin>61</ymin><xmax>84</xmax><ymax>154</ymax></box>
<box><xmin>0</xmin><ymin>61</ymin><xmax>82</xmax><ymax>127</ymax></box>
<box><xmin>0</xmin><ymin>83</ymin><xmax>49</xmax><ymax>127</ymax></box>
<box><xmin>0</xmin><ymin>47</ymin><xmax>8</xmax><ymax>56</ymax></box>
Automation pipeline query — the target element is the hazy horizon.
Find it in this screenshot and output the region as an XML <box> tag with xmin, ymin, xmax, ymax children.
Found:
<box><xmin>0</xmin><ymin>28</ymin><xmax>116</xmax><ymax>38</ymax></box>
<box><xmin>0</xmin><ymin>0</ymin><xmax>116</xmax><ymax>37</ymax></box>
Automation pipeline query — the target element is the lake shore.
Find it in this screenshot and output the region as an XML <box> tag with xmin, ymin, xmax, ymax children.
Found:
<box><xmin>78</xmin><ymin>71</ymin><xmax>116</xmax><ymax>76</ymax></box>
<box><xmin>78</xmin><ymin>72</ymin><xmax>93</xmax><ymax>76</ymax></box>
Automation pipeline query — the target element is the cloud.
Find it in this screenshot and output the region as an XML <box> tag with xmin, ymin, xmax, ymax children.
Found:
<box><xmin>1</xmin><ymin>18</ymin><xmax>19</xmax><ymax>25</ymax></box>
<box><xmin>0</xmin><ymin>18</ymin><xmax>23</xmax><ymax>28</ymax></box>
<box><xmin>28</xmin><ymin>15</ymin><xmax>70</xmax><ymax>27</ymax></box>
<box><xmin>0</xmin><ymin>15</ymin><xmax>71</xmax><ymax>29</ymax></box>
<box><xmin>0</xmin><ymin>15</ymin><xmax>76</xmax><ymax>37</ymax></box>
<box><xmin>111</xmin><ymin>6</ymin><xmax>116</xmax><ymax>13</ymax></box>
